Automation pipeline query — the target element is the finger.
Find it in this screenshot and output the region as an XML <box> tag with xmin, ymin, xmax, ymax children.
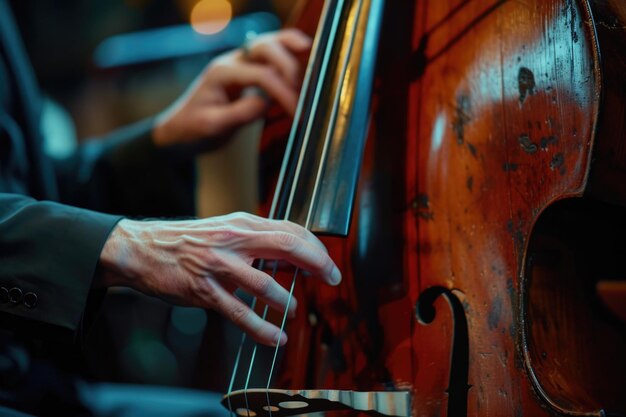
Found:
<box><xmin>206</xmin><ymin>93</ymin><xmax>267</xmax><ymax>130</ymax></box>
<box><xmin>242</xmin><ymin>231</ymin><xmax>341</xmax><ymax>286</ymax></box>
<box><xmin>221</xmin><ymin>62</ymin><xmax>298</xmax><ymax>115</ymax></box>
<box><xmin>226</xmin><ymin>257</ymin><xmax>298</xmax><ymax>317</ymax></box>
<box><xmin>236</xmin><ymin>215</ymin><xmax>328</xmax><ymax>253</ymax></box>
<box><xmin>271</xmin><ymin>220</ymin><xmax>328</xmax><ymax>253</ymax></box>
<box><xmin>248</xmin><ymin>40</ymin><xmax>301</xmax><ymax>86</ymax></box>
<box><xmin>275</xmin><ymin>29</ymin><xmax>313</xmax><ymax>53</ymax></box>
<box><xmin>202</xmin><ymin>277</ymin><xmax>288</xmax><ymax>346</ymax></box>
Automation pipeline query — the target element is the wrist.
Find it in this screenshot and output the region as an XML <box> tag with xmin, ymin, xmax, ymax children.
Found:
<box><xmin>98</xmin><ymin>219</ymin><xmax>143</xmax><ymax>288</ymax></box>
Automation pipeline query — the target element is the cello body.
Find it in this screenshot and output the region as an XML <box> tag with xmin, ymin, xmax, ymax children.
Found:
<box><xmin>255</xmin><ymin>0</ymin><xmax>626</xmax><ymax>415</ymax></box>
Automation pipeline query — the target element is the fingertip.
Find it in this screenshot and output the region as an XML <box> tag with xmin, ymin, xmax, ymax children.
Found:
<box><xmin>281</xmin><ymin>28</ymin><xmax>312</xmax><ymax>51</ymax></box>
<box><xmin>295</xmin><ymin>35</ymin><xmax>312</xmax><ymax>50</ymax></box>
<box><xmin>275</xmin><ymin>330</ymin><xmax>288</xmax><ymax>347</ymax></box>
<box><xmin>330</xmin><ymin>266</ymin><xmax>342</xmax><ymax>286</ymax></box>
<box><xmin>253</xmin><ymin>323</ymin><xmax>286</xmax><ymax>347</ymax></box>
<box><xmin>288</xmin><ymin>298</ymin><xmax>298</xmax><ymax>318</ymax></box>
<box><xmin>293</xmin><ymin>29</ymin><xmax>312</xmax><ymax>45</ymax></box>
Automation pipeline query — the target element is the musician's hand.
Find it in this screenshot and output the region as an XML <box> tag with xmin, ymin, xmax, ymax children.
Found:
<box><xmin>97</xmin><ymin>212</ymin><xmax>341</xmax><ymax>346</ymax></box>
<box><xmin>153</xmin><ymin>29</ymin><xmax>311</xmax><ymax>148</ymax></box>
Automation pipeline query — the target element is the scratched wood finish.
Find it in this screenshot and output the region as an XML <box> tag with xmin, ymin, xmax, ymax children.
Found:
<box><xmin>404</xmin><ymin>1</ymin><xmax>612</xmax><ymax>415</ymax></box>
<box><xmin>264</xmin><ymin>0</ymin><xmax>626</xmax><ymax>416</ymax></box>
<box><xmin>523</xmin><ymin>0</ymin><xmax>626</xmax><ymax>414</ymax></box>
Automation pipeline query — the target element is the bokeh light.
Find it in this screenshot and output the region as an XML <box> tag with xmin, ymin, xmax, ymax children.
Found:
<box><xmin>190</xmin><ymin>0</ymin><xmax>233</xmax><ymax>35</ymax></box>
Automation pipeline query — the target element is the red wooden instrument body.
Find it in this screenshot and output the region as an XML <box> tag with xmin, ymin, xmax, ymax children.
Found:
<box><xmin>262</xmin><ymin>0</ymin><xmax>626</xmax><ymax>415</ymax></box>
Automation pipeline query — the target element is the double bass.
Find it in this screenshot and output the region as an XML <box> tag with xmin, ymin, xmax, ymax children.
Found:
<box><xmin>223</xmin><ymin>0</ymin><xmax>626</xmax><ymax>415</ymax></box>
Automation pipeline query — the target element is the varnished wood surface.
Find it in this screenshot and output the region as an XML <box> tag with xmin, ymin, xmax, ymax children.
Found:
<box><xmin>258</xmin><ymin>1</ymin><xmax>626</xmax><ymax>416</ymax></box>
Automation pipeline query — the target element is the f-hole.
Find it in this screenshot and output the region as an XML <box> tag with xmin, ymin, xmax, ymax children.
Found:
<box><xmin>416</xmin><ymin>286</ymin><xmax>470</xmax><ymax>417</ymax></box>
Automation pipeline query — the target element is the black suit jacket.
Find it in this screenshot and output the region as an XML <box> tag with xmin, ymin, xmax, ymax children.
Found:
<box><xmin>0</xmin><ymin>0</ymin><xmax>195</xmax><ymax>352</ymax></box>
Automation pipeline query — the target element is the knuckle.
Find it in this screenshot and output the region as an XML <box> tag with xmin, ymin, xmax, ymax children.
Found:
<box><xmin>210</xmin><ymin>254</ymin><xmax>228</xmax><ymax>271</ymax></box>
<box><xmin>200</xmin><ymin>251</ymin><xmax>229</xmax><ymax>276</ymax></box>
<box><xmin>240</xmin><ymin>212</ymin><xmax>259</xmax><ymax>224</ymax></box>
<box><xmin>243</xmin><ymin>218</ymin><xmax>265</xmax><ymax>233</ymax></box>
<box><xmin>285</xmin><ymin>220</ymin><xmax>306</xmax><ymax>237</ymax></box>
<box><xmin>248</xmin><ymin>273</ymin><xmax>272</xmax><ymax>297</ymax></box>
<box><xmin>196</xmin><ymin>279</ymin><xmax>219</xmax><ymax>306</ymax></box>
<box><xmin>225</xmin><ymin>211</ymin><xmax>243</xmax><ymax>222</ymax></box>
<box><xmin>274</xmin><ymin>231</ymin><xmax>298</xmax><ymax>252</ymax></box>
<box><xmin>229</xmin><ymin>304</ymin><xmax>250</xmax><ymax>325</ymax></box>
<box><xmin>211</xmin><ymin>228</ymin><xmax>245</xmax><ymax>244</ymax></box>
<box><xmin>319</xmin><ymin>252</ymin><xmax>335</xmax><ymax>275</ymax></box>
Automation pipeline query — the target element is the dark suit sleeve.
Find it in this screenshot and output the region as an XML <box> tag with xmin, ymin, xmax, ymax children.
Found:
<box><xmin>0</xmin><ymin>193</ymin><xmax>121</xmax><ymax>338</ymax></box>
<box><xmin>53</xmin><ymin>118</ymin><xmax>197</xmax><ymax>218</ymax></box>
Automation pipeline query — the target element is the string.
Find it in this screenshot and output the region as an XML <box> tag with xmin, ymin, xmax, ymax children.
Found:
<box><xmin>241</xmin><ymin>264</ymin><xmax>276</xmax><ymax>412</ymax></box>
<box><xmin>226</xmin><ymin>297</ymin><xmax>257</xmax><ymax>416</ymax></box>
<box><xmin>226</xmin><ymin>0</ymin><xmax>367</xmax><ymax>413</ymax></box>
<box><xmin>261</xmin><ymin>1</ymin><xmax>348</xmax><ymax>413</ymax></box>
<box><xmin>265</xmin><ymin>270</ymin><xmax>298</xmax><ymax>416</ymax></box>
<box><xmin>225</xmin><ymin>0</ymin><xmax>336</xmax><ymax>414</ymax></box>
<box><xmin>266</xmin><ymin>0</ymin><xmax>336</xmax><ymax>220</ymax></box>
<box><xmin>266</xmin><ymin>0</ymin><xmax>366</xmax><ymax>413</ymax></box>
<box><xmin>283</xmin><ymin>0</ymin><xmax>348</xmax><ymax>218</ymax></box>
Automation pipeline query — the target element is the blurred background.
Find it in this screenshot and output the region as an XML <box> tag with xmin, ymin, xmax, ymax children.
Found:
<box><xmin>11</xmin><ymin>0</ymin><xmax>295</xmax><ymax>148</ymax></box>
<box><xmin>9</xmin><ymin>0</ymin><xmax>298</xmax><ymax>393</ymax></box>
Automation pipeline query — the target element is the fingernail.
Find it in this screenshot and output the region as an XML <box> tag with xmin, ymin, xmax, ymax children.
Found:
<box><xmin>330</xmin><ymin>266</ymin><xmax>342</xmax><ymax>286</ymax></box>
<box><xmin>275</xmin><ymin>331</ymin><xmax>288</xmax><ymax>346</ymax></box>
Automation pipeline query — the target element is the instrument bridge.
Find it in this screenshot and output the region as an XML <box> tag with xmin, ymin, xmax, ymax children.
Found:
<box><xmin>222</xmin><ymin>388</ymin><xmax>411</xmax><ymax>417</ymax></box>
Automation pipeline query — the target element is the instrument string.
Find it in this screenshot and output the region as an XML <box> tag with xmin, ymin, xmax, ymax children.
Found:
<box><xmin>241</xmin><ymin>265</ymin><xmax>275</xmax><ymax>412</ymax></box>
<box><xmin>265</xmin><ymin>0</ymin><xmax>366</xmax><ymax>414</ymax></box>
<box><xmin>226</xmin><ymin>296</ymin><xmax>257</xmax><ymax>416</ymax></box>
<box><xmin>261</xmin><ymin>1</ymin><xmax>347</xmax><ymax>415</ymax></box>
<box><xmin>225</xmin><ymin>1</ymin><xmax>335</xmax><ymax>415</ymax></box>
<box><xmin>226</xmin><ymin>0</ymin><xmax>367</xmax><ymax>413</ymax></box>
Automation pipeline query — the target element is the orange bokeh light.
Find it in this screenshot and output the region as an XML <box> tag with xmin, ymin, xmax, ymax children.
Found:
<box><xmin>190</xmin><ymin>0</ymin><xmax>233</xmax><ymax>35</ymax></box>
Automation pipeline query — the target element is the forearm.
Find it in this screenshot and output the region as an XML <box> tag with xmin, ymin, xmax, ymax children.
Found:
<box><xmin>53</xmin><ymin>119</ymin><xmax>196</xmax><ymax>217</ymax></box>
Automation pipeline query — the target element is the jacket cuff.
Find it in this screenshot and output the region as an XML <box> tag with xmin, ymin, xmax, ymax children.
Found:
<box><xmin>0</xmin><ymin>197</ymin><xmax>122</xmax><ymax>339</ymax></box>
